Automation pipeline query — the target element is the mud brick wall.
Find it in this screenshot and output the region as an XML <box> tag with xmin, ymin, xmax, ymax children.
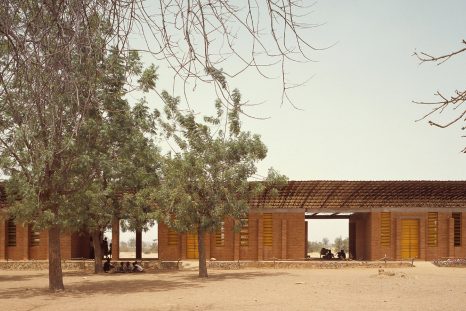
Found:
<box><xmin>158</xmin><ymin>210</ymin><xmax>306</xmax><ymax>261</ymax></box>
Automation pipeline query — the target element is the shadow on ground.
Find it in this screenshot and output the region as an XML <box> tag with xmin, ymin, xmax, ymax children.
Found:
<box><xmin>0</xmin><ymin>272</ymin><xmax>47</xmax><ymax>282</ymax></box>
<box><xmin>0</xmin><ymin>270</ymin><xmax>288</xmax><ymax>300</ymax></box>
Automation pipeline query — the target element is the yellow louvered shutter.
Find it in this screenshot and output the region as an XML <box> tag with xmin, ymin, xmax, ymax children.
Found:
<box><xmin>427</xmin><ymin>212</ymin><xmax>438</xmax><ymax>247</ymax></box>
<box><xmin>380</xmin><ymin>212</ymin><xmax>391</xmax><ymax>247</ymax></box>
<box><xmin>240</xmin><ymin>218</ymin><xmax>249</xmax><ymax>246</ymax></box>
<box><xmin>167</xmin><ymin>227</ymin><xmax>178</xmax><ymax>246</ymax></box>
<box><xmin>263</xmin><ymin>213</ymin><xmax>273</xmax><ymax>247</ymax></box>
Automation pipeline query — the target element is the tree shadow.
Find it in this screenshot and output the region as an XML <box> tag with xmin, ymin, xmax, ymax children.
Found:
<box><xmin>0</xmin><ymin>272</ymin><xmax>47</xmax><ymax>282</ymax></box>
<box><xmin>0</xmin><ymin>278</ymin><xmax>194</xmax><ymax>300</ymax></box>
<box><xmin>0</xmin><ymin>270</ymin><xmax>289</xmax><ymax>300</ymax></box>
<box><xmin>180</xmin><ymin>271</ymin><xmax>289</xmax><ymax>282</ymax></box>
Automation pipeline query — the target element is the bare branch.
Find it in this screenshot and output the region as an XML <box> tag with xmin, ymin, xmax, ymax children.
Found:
<box><xmin>414</xmin><ymin>39</ymin><xmax>466</xmax><ymax>152</ymax></box>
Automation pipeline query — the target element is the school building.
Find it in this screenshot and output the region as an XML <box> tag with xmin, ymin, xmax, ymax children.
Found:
<box><xmin>1</xmin><ymin>181</ymin><xmax>466</xmax><ymax>261</ymax></box>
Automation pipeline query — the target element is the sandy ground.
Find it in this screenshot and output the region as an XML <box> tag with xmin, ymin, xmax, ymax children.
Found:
<box><xmin>1</xmin><ymin>262</ymin><xmax>465</xmax><ymax>311</ymax></box>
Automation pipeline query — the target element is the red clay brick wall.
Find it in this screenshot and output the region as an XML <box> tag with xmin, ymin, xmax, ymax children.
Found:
<box><xmin>239</xmin><ymin>213</ymin><xmax>260</xmax><ymax>260</ymax></box>
<box><xmin>6</xmin><ymin>223</ymin><xmax>28</xmax><ymax>260</ymax></box>
<box><xmin>158</xmin><ymin>210</ymin><xmax>306</xmax><ymax>261</ymax></box>
<box><xmin>70</xmin><ymin>232</ymin><xmax>91</xmax><ymax>259</ymax></box>
<box><xmin>0</xmin><ymin>220</ymin><xmax>5</xmax><ymax>260</ymax></box>
<box><xmin>244</xmin><ymin>212</ymin><xmax>305</xmax><ymax>260</ymax></box>
<box><xmin>452</xmin><ymin>212</ymin><xmax>466</xmax><ymax>258</ymax></box>
<box><xmin>210</xmin><ymin>218</ymin><xmax>235</xmax><ymax>260</ymax></box>
<box><xmin>425</xmin><ymin>212</ymin><xmax>450</xmax><ymax>260</ymax></box>
<box><xmin>369</xmin><ymin>212</ymin><xmax>466</xmax><ymax>260</ymax></box>
<box><xmin>370</xmin><ymin>212</ymin><xmax>396</xmax><ymax>261</ymax></box>
<box><xmin>29</xmin><ymin>229</ymin><xmax>48</xmax><ymax>260</ymax></box>
<box><xmin>158</xmin><ymin>222</ymin><xmax>182</xmax><ymax>260</ymax></box>
<box><xmin>281</xmin><ymin>212</ymin><xmax>306</xmax><ymax>260</ymax></box>
<box><xmin>349</xmin><ymin>213</ymin><xmax>370</xmax><ymax>260</ymax></box>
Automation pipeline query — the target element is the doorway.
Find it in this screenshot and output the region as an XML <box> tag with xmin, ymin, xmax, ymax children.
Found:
<box><xmin>400</xmin><ymin>219</ymin><xmax>419</xmax><ymax>259</ymax></box>
<box><xmin>186</xmin><ymin>232</ymin><xmax>199</xmax><ymax>259</ymax></box>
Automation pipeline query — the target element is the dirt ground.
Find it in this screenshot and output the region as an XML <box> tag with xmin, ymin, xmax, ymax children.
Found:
<box><xmin>1</xmin><ymin>262</ymin><xmax>465</xmax><ymax>311</ymax></box>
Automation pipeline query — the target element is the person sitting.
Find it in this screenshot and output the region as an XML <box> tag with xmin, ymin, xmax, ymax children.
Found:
<box><xmin>337</xmin><ymin>249</ymin><xmax>346</xmax><ymax>260</ymax></box>
<box><xmin>320</xmin><ymin>248</ymin><xmax>328</xmax><ymax>258</ymax></box>
<box><xmin>103</xmin><ymin>258</ymin><xmax>114</xmax><ymax>273</ymax></box>
<box><xmin>125</xmin><ymin>261</ymin><xmax>132</xmax><ymax>272</ymax></box>
<box><xmin>132</xmin><ymin>261</ymin><xmax>144</xmax><ymax>272</ymax></box>
<box><xmin>323</xmin><ymin>249</ymin><xmax>334</xmax><ymax>260</ymax></box>
<box><xmin>115</xmin><ymin>262</ymin><xmax>125</xmax><ymax>273</ymax></box>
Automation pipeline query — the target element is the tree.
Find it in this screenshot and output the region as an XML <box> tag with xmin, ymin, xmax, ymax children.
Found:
<box><xmin>60</xmin><ymin>49</ymin><xmax>160</xmax><ymax>273</ymax></box>
<box><xmin>322</xmin><ymin>237</ymin><xmax>330</xmax><ymax>248</ymax></box>
<box><xmin>0</xmin><ymin>0</ymin><xmax>312</xmax><ymax>289</ymax></box>
<box><xmin>333</xmin><ymin>236</ymin><xmax>349</xmax><ymax>253</ymax></box>
<box><xmin>155</xmin><ymin>89</ymin><xmax>287</xmax><ymax>277</ymax></box>
<box><xmin>414</xmin><ymin>39</ymin><xmax>466</xmax><ymax>151</ymax></box>
<box><xmin>0</xmin><ymin>2</ymin><xmax>158</xmax><ymax>286</ymax></box>
<box><xmin>307</xmin><ymin>240</ymin><xmax>324</xmax><ymax>253</ymax></box>
<box><xmin>0</xmin><ymin>2</ymin><xmax>114</xmax><ymax>291</ymax></box>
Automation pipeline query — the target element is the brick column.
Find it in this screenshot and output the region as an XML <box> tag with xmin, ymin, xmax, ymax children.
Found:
<box><xmin>257</xmin><ymin>218</ymin><xmax>263</xmax><ymax>260</ymax></box>
<box><xmin>111</xmin><ymin>217</ymin><xmax>120</xmax><ymax>260</ymax></box>
<box><xmin>448</xmin><ymin>217</ymin><xmax>454</xmax><ymax>257</ymax></box>
<box><xmin>395</xmin><ymin>218</ymin><xmax>401</xmax><ymax>260</ymax></box>
<box><xmin>0</xmin><ymin>220</ymin><xmax>6</xmax><ymax>260</ymax></box>
<box><xmin>22</xmin><ymin>224</ymin><xmax>29</xmax><ymax>260</ymax></box>
<box><xmin>419</xmin><ymin>218</ymin><xmax>426</xmax><ymax>260</ymax></box>
<box><xmin>281</xmin><ymin>220</ymin><xmax>287</xmax><ymax>259</ymax></box>
<box><xmin>180</xmin><ymin>233</ymin><xmax>187</xmax><ymax>259</ymax></box>
<box><xmin>233</xmin><ymin>231</ymin><xmax>240</xmax><ymax>261</ymax></box>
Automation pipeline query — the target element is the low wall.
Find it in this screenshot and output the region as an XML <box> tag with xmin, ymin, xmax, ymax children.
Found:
<box><xmin>206</xmin><ymin>260</ymin><xmax>414</xmax><ymax>270</ymax></box>
<box><xmin>0</xmin><ymin>259</ymin><xmax>414</xmax><ymax>271</ymax></box>
<box><xmin>0</xmin><ymin>260</ymin><xmax>165</xmax><ymax>272</ymax></box>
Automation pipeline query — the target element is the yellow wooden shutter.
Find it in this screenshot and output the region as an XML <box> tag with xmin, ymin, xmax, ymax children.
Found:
<box><xmin>263</xmin><ymin>213</ymin><xmax>273</xmax><ymax>247</ymax></box>
<box><xmin>380</xmin><ymin>212</ymin><xmax>391</xmax><ymax>247</ymax></box>
<box><xmin>427</xmin><ymin>212</ymin><xmax>438</xmax><ymax>247</ymax></box>
<box><xmin>167</xmin><ymin>227</ymin><xmax>178</xmax><ymax>246</ymax></box>
<box><xmin>240</xmin><ymin>218</ymin><xmax>249</xmax><ymax>246</ymax></box>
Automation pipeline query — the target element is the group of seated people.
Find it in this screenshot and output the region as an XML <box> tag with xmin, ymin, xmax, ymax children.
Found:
<box><xmin>320</xmin><ymin>248</ymin><xmax>347</xmax><ymax>260</ymax></box>
<box><xmin>103</xmin><ymin>258</ymin><xmax>144</xmax><ymax>273</ymax></box>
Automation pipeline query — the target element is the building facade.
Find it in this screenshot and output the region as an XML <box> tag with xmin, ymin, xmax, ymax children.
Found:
<box><xmin>157</xmin><ymin>181</ymin><xmax>466</xmax><ymax>261</ymax></box>
<box><xmin>1</xmin><ymin>181</ymin><xmax>466</xmax><ymax>261</ymax></box>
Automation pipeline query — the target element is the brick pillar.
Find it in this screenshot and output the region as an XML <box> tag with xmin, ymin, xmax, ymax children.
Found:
<box><xmin>22</xmin><ymin>224</ymin><xmax>29</xmax><ymax>260</ymax></box>
<box><xmin>257</xmin><ymin>218</ymin><xmax>263</xmax><ymax>260</ymax></box>
<box><xmin>395</xmin><ymin>218</ymin><xmax>401</xmax><ymax>260</ymax></box>
<box><xmin>180</xmin><ymin>233</ymin><xmax>187</xmax><ymax>259</ymax></box>
<box><xmin>111</xmin><ymin>217</ymin><xmax>120</xmax><ymax>260</ymax></box>
<box><xmin>0</xmin><ymin>220</ymin><xmax>6</xmax><ymax>260</ymax></box>
<box><xmin>305</xmin><ymin>221</ymin><xmax>309</xmax><ymax>258</ymax></box>
<box><xmin>448</xmin><ymin>217</ymin><xmax>454</xmax><ymax>257</ymax></box>
<box><xmin>419</xmin><ymin>218</ymin><xmax>426</xmax><ymax>260</ymax></box>
<box><xmin>281</xmin><ymin>220</ymin><xmax>287</xmax><ymax>259</ymax></box>
<box><xmin>233</xmin><ymin>231</ymin><xmax>240</xmax><ymax>261</ymax></box>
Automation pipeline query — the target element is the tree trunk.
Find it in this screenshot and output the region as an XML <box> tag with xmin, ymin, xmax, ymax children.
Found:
<box><xmin>48</xmin><ymin>225</ymin><xmax>65</xmax><ymax>291</ymax></box>
<box><xmin>197</xmin><ymin>227</ymin><xmax>208</xmax><ymax>278</ymax></box>
<box><xmin>136</xmin><ymin>229</ymin><xmax>142</xmax><ymax>259</ymax></box>
<box><xmin>91</xmin><ymin>230</ymin><xmax>103</xmax><ymax>273</ymax></box>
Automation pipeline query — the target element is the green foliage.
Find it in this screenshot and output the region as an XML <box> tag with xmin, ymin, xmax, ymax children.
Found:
<box><xmin>155</xmin><ymin>89</ymin><xmax>287</xmax><ymax>233</ymax></box>
<box><xmin>334</xmin><ymin>236</ymin><xmax>349</xmax><ymax>253</ymax></box>
<box><xmin>307</xmin><ymin>240</ymin><xmax>325</xmax><ymax>253</ymax></box>
<box><xmin>156</xmin><ymin>90</ymin><xmax>278</xmax><ymax>232</ymax></box>
<box><xmin>154</xmin><ymin>89</ymin><xmax>286</xmax><ymax>276</ymax></box>
<box><xmin>60</xmin><ymin>50</ymin><xmax>160</xmax><ymax>234</ymax></box>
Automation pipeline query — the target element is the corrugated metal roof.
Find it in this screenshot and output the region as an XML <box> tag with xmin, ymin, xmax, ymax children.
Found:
<box><xmin>249</xmin><ymin>180</ymin><xmax>466</xmax><ymax>210</ymax></box>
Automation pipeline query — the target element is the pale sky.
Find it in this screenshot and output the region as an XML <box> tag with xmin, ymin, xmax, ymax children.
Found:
<box><xmin>133</xmin><ymin>1</ymin><xmax>465</xmax><ymax>241</ymax></box>
<box><xmin>6</xmin><ymin>1</ymin><xmax>466</xmax><ymax>243</ymax></box>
